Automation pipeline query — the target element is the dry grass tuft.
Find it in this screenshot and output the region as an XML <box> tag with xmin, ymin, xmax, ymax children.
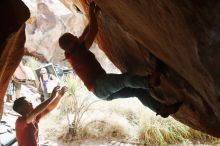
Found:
<box><xmin>40</xmin><ymin>75</ymin><xmax>220</xmax><ymax>146</ymax></box>
<box><xmin>138</xmin><ymin>114</ymin><xmax>220</xmax><ymax>146</ymax></box>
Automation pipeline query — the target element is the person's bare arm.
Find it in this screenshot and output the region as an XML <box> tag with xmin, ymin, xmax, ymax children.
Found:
<box><xmin>40</xmin><ymin>76</ymin><xmax>43</xmax><ymax>88</ymax></box>
<box><xmin>78</xmin><ymin>24</ymin><xmax>89</xmax><ymax>42</ymax></box>
<box><xmin>39</xmin><ymin>76</ymin><xmax>45</xmax><ymax>93</ymax></box>
<box><xmin>40</xmin><ymin>87</ymin><xmax>67</xmax><ymax>118</ymax></box>
<box><xmin>83</xmin><ymin>2</ymin><xmax>99</xmax><ymax>49</ymax></box>
<box><xmin>25</xmin><ymin>86</ymin><xmax>60</xmax><ymax>123</ymax></box>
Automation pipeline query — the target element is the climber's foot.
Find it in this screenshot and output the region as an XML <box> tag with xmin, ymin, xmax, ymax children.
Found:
<box><xmin>156</xmin><ymin>102</ymin><xmax>183</xmax><ymax>118</ymax></box>
<box><xmin>148</xmin><ymin>72</ymin><xmax>161</xmax><ymax>88</ymax></box>
<box><xmin>155</xmin><ymin>59</ymin><xmax>167</xmax><ymax>75</ymax></box>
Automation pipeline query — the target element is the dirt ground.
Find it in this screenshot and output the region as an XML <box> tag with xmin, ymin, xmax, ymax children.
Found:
<box><xmin>57</xmin><ymin>138</ymin><xmax>139</xmax><ymax>146</ymax></box>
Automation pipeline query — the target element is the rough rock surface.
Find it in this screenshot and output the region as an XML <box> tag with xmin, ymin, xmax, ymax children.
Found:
<box><xmin>23</xmin><ymin>0</ymin><xmax>87</xmax><ymax>63</ymax></box>
<box><xmin>60</xmin><ymin>0</ymin><xmax>220</xmax><ymax>137</ymax></box>
<box><xmin>25</xmin><ymin>1</ymin><xmax>64</xmax><ymax>62</ymax></box>
<box><xmin>0</xmin><ymin>0</ymin><xmax>30</xmax><ymax>119</ymax></box>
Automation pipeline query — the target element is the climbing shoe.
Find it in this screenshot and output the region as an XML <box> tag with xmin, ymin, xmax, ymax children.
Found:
<box><xmin>156</xmin><ymin>102</ymin><xmax>183</xmax><ymax>118</ymax></box>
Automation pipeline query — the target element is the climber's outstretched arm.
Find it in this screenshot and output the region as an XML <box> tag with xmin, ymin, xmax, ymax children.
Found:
<box><xmin>83</xmin><ymin>2</ymin><xmax>99</xmax><ymax>49</ymax></box>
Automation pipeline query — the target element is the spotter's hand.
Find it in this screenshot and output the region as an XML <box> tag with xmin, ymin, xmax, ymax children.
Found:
<box><xmin>51</xmin><ymin>86</ymin><xmax>60</xmax><ymax>98</ymax></box>
<box><xmin>58</xmin><ymin>86</ymin><xmax>67</xmax><ymax>97</ymax></box>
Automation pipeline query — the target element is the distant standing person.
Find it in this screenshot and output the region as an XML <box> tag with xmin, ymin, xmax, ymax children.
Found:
<box><xmin>58</xmin><ymin>2</ymin><xmax>182</xmax><ymax>118</ymax></box>
<box><xmin>13</xmin><ymin>61</ymin><xmax>29</xmax><ymax>98</ymax></box>
<box><xmin>39</xmin><ymin>67</ymin><xmax>58</xmax><ymax>101</ymax></box>
<box><xmin>13</xmin><ymin>86</ymin><xmax>66</xmax><ymax>146</ymax></box>
<box><xmin>5</xmin><ymin>81</ymin><xmax>14</xmax><ymax>102</ymax></box>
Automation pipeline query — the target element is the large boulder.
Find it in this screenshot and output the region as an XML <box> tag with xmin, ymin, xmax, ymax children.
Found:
<box><xmin>59</xmin><ymin>0</ymin><xmax>220</xmax><ymax>137</ymax></box>
<box><xmin>0</xmin><ymin>0</ymin><xmax>30</xmax><ymax>119</ymax></box>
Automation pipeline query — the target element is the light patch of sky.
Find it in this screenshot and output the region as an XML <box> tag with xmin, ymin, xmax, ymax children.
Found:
<box><xmin>22</xmin><ymin>0</ymin><xmax>71</xmax><ymax>16</ymax></box>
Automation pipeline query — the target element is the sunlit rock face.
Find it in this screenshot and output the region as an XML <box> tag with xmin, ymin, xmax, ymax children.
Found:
<box><xmin>23</xmin><ymin>0</ymin><xmax>87</xmax><ymax>62</ymax></box>
<box><xmin>23</xmin><ymin>0</ymin><xmax>117</xmax><ymax>72</ymax></box>
<box><xmin>58</xmin><ymin>0</ymin><xmax>220</xmax><ymax>137</ymax></box>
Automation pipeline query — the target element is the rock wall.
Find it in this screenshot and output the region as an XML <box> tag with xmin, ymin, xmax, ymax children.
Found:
<box><xmin>0</xmin><ymin>0</ymin><xmax>30</xmax><ymax>119</ymax></box>
<box><xmin>63</xmin><ymin>0</ymin><xmax>220</xmax><ymax>137</ymax></box>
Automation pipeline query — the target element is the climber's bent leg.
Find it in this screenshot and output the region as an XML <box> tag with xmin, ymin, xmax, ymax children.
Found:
<box><xmin>93</xmin><ymin>74</ymin><xmax>149</xmax><ymax>100</ymax></box>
